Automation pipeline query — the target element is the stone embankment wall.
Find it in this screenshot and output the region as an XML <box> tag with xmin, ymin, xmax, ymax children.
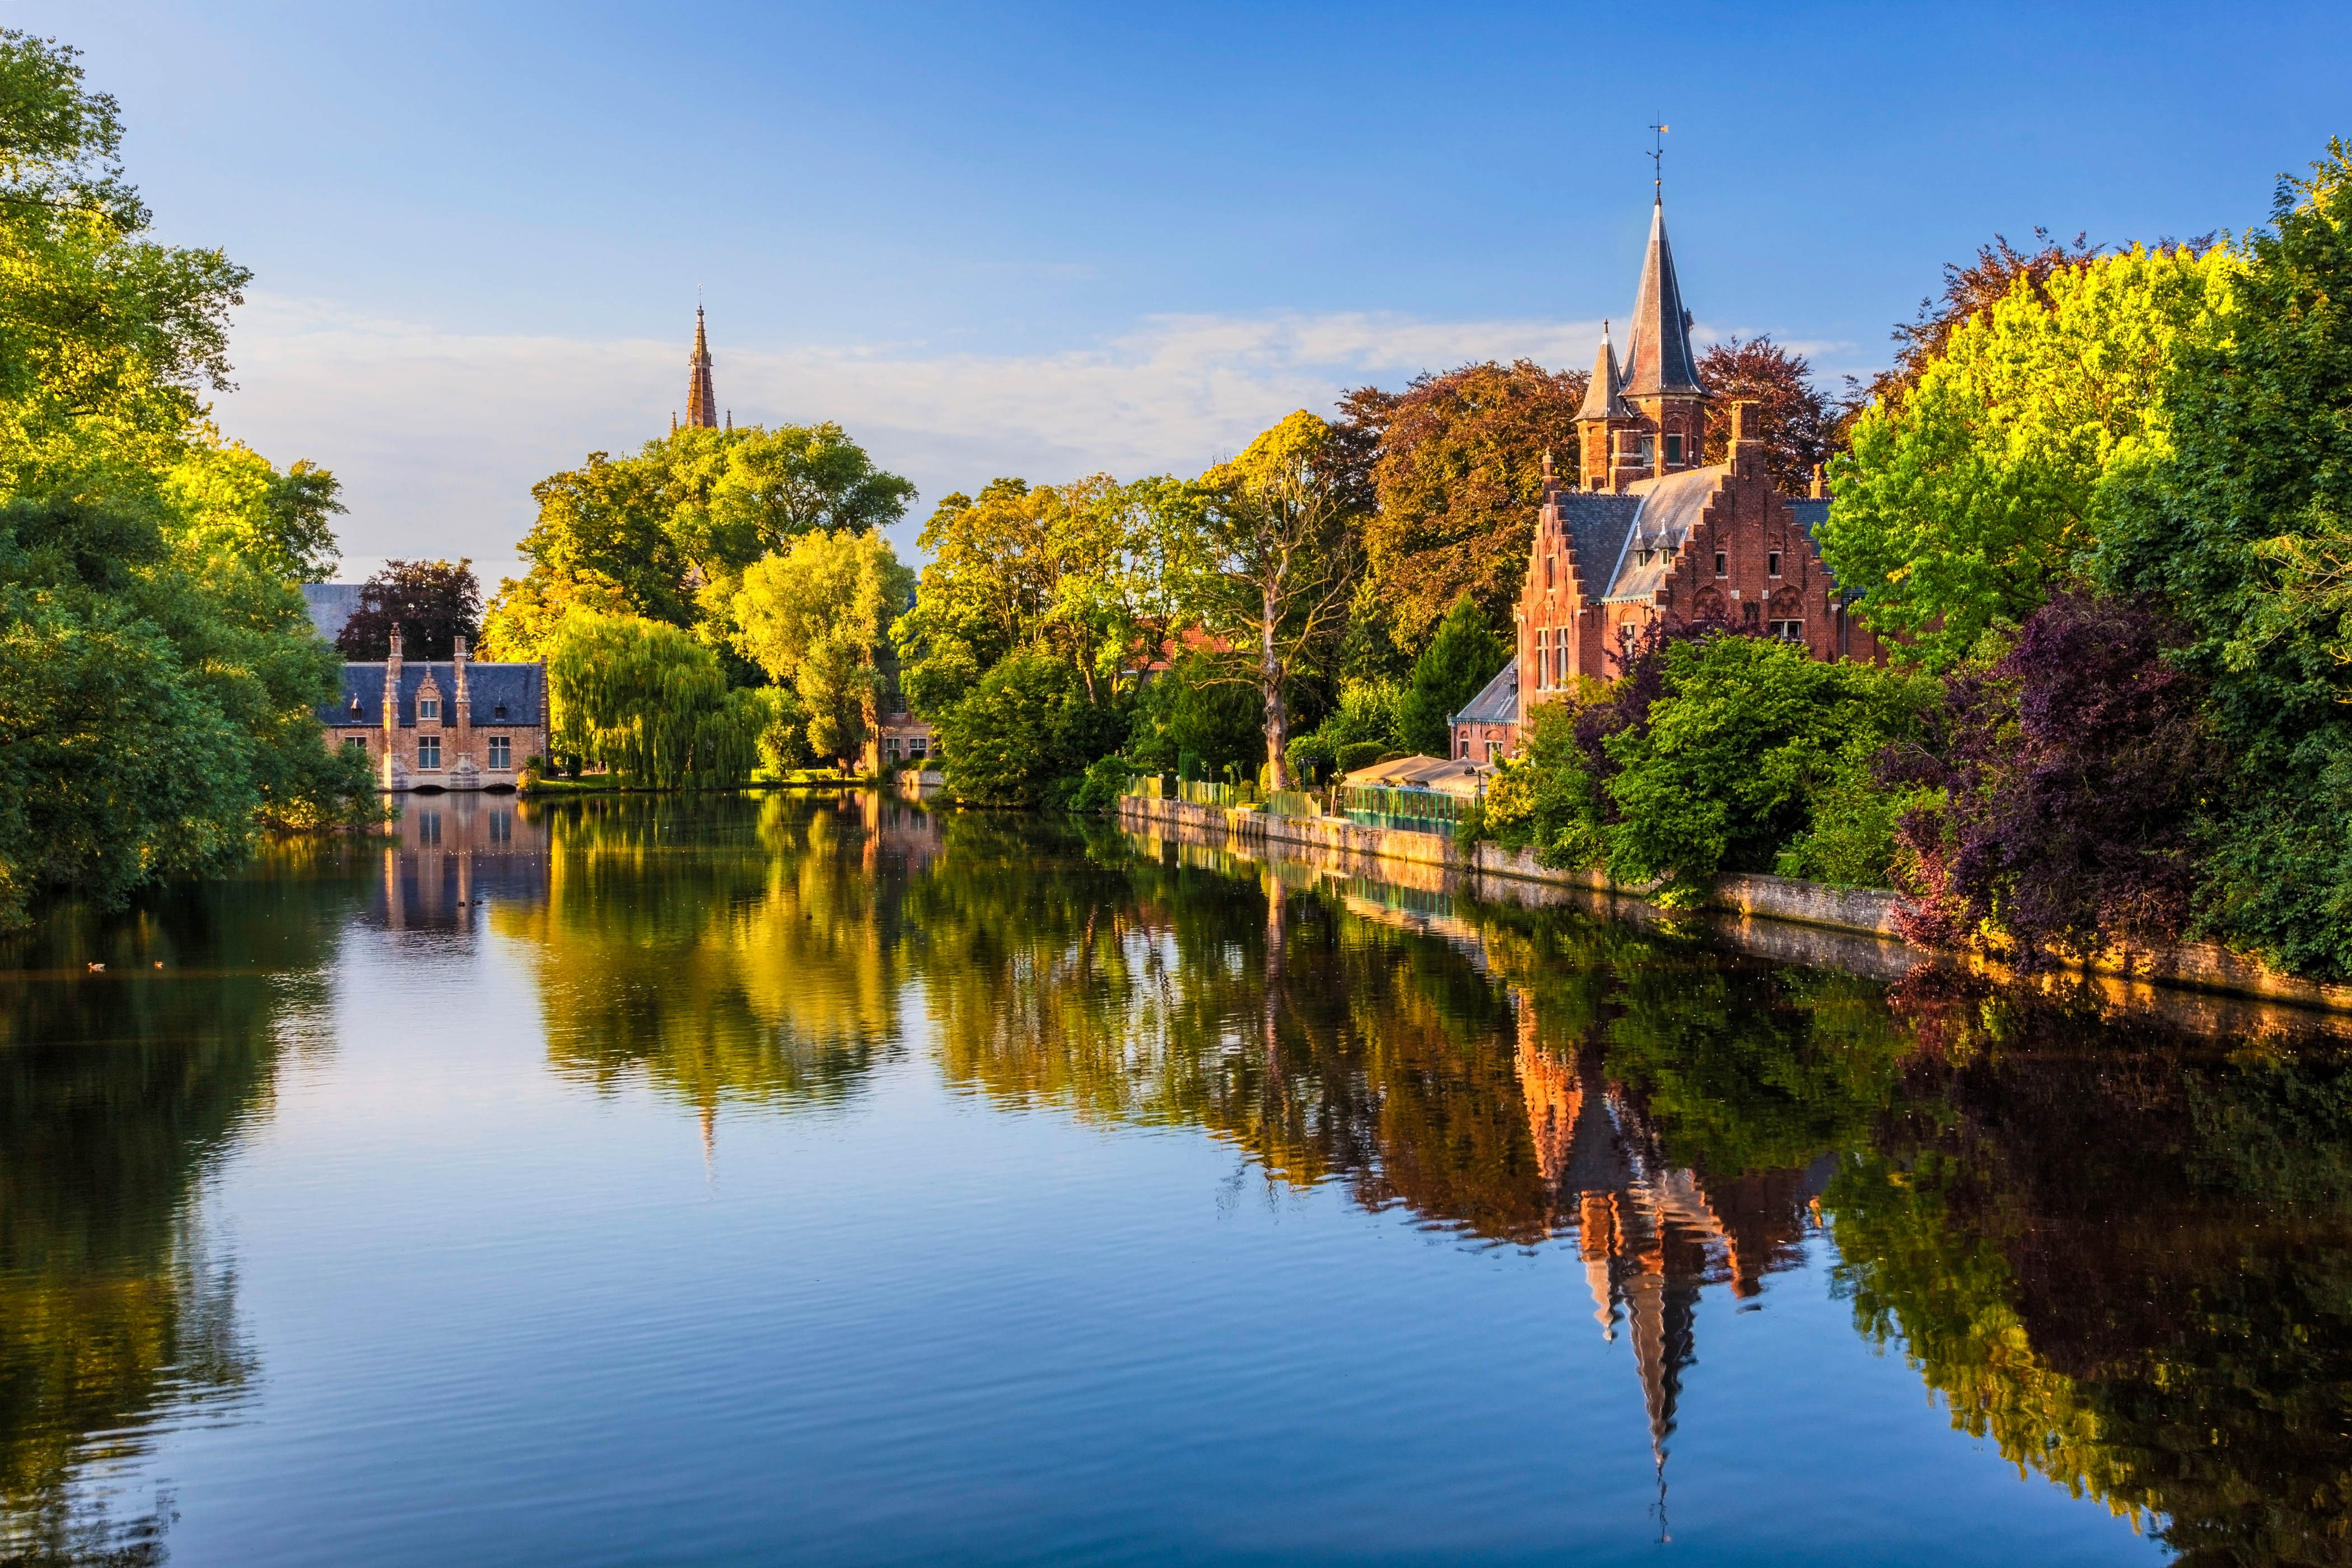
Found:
<box><xmin>1115</xmin><ymin>792</ymin><xmax>2352</xmax><ymax>1018</ymax></box>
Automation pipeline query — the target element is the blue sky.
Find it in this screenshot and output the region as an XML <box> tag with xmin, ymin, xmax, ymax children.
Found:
<box><xmin>24</xmin><ymin>1</ymin><xmax>2351</xmax><ymax>571</ymax></box>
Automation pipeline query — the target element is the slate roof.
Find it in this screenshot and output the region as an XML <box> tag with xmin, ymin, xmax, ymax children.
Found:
<box><xmin>324</xmin><ymin>662</ymin><xmax>544</xmax><ymax>729</ymax></box>
<box><xmin>1620</xmin><ymin>198</ymin><xmax>1706</xmax><ymax>398</ymax></box>
<box><xmin>1551</xmin><ymin>491</ymin><xmax>1645</xmax><ymax>591</ymax></box>
<box><xmin>1578</xmin><ymin>332</ymin><xmax>1632</xmax><ymax>421</ymax></box>
<box><xmin>1451</xmin><ymin>661</ymin><xmax>1518</xmax><ymax>727</ymax></box>
<box><xmin>1786</xmin><ymin>498</ymin><xmax>1830</xmax><ymax>541</ymax></box>
<box><xmin>1593</xmin><ymin>464</ymin><xmax>1728</xmax><ymax>603</ymax></box>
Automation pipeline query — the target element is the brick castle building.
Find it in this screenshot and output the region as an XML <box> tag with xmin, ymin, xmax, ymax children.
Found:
<box><xmin>1451</xmin><ymin>197</ymin><xmax>1877</xmax><ymax>761</ymax></box>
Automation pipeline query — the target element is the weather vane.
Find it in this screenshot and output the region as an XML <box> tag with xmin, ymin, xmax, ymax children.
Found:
<box><xmin>1648</xmin><ymin>120</ymin><xmax>1668</xmax><ymax>193</ymax></box>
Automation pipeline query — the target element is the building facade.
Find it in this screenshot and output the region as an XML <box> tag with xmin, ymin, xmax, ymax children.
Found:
<box><xmin>321</xmin><ymin>632</ymin><xmax>547</xmax><ymax>792</ymax></box>
<box><xmin>1453</xmin><ymin>196</ymin><xmax>1877</xmax><ymax>759</ymax></box>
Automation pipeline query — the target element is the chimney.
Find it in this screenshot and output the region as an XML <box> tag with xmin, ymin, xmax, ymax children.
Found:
<box><xmin>383</xmin><ymin>626</ymin><xmax>403</xmax><ymax>735</ymax></box>
<box><xmin>1809</xmin><ymin>464</ymin><xmax>1830</xmax><ymax>501</ymax></box>
<box><xmin>454</xmin><ymin>635</ymin><xmax>472</xmax><ymax>736</ymax></box>
<box><xmin>1729</xmin><ymin>400</ymin><xmax>1758</xmax><ymax>446</ymax></box>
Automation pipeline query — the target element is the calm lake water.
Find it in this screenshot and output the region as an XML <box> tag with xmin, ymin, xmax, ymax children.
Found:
<box><xmin>5</xmin><ymin>794</ymin><xmax>2349</xmax><ymax>1566</ymax></box>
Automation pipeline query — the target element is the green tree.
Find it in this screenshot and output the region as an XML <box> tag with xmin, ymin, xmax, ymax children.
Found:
<box><xmin>0</xmin><ymin>38</ymin><xmax>370</xmax><ymax>931</ymax></box>
<box><xmin>1821</xmin><ymin>244</ymin><xmax>2233</xmax><ymax>669</ymax></box>
<box><xmin>729</xmin><ymin>529</ymin><xmax>915</xmax><ymax>767</ymax></box>
<box><xmin>161</xmin><ymin>437</ymin><xmax>343</xmax><ymax>584</ymax></box>
<box><xmin>1398</xmin><ymin>592</ymin><xmax>1507</xmax><ymax>756</ymax></box>
<box><xmin>931</xmin><ymin>651</ymin><xmax>1127</xmax><ymax>808</ymax></box>
<box><xmin>544</xmin><ymin>611</ymin><xmax>762</xmax><ymax>786</ymax></box>
<box><xmin>0</xmin><ymin>32</ymin><xmax>250</xmax><ymax>495</ymax></box>
<box><xmin>1186</xmin><ymin>412</ymin><xmax>1364</xmax><ymax>788</ymax></box>
<box><xmin>1602</xmin><ymin>634</ymin><xmax>1937</xmax><ymax>900</ymax></box>
<box><xmin>2093</xmin><ymin>141</ymin><xmax>2352</xmax><ymax>978</ymax></box>
<box><xmin>483</xmin><ymin>426</ymin><xmax>914</xmax><ymax>664</ymax></box>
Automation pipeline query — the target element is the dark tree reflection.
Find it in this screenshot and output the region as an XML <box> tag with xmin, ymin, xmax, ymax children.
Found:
<box><xmin>0</xmin><ymin>863</ymin><xmax>362</xmax><ymax>1564</ymax></box>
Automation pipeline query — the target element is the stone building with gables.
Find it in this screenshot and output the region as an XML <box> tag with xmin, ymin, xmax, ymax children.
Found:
<box><xmin>1452</xmin><ymin>195</ymin><xmax>1877</xmax><ymax>760</ymax></box>
<box><xmin>321</xmin><ymin>632</ymin><xmax>546</xmax><ymax>791</ymax></box>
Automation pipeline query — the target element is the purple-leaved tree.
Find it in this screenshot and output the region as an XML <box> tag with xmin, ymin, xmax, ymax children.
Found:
<box><xmin>1879</xmin><ymin>589</ymin><xmax>2213</xmax><ymax>963</ymax></box>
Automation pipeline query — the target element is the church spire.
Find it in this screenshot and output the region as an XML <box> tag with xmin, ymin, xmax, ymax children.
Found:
<box><xmin>685</xmin><ymin>306</ymin><xmax>718</xmax><ymax>429</ymax></box>
<box><xmin>1620</xmin><ymin>198</ymin><xmax>1704</xmax><ymax>399</ymax></box>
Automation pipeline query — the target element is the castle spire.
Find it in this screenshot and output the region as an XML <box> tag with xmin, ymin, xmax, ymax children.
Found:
<box><xmin>1578</xmin><ymin>320</ymin><xmax>1631</xmax><ymax>421</ymax></box>
<box><xmin>685</xmin><ymin>306</ymin><xmax>718</xmax><ymax>429</ymax></box>
<box><xmin>1620</xmin><ymin>198</ymin><xmax>1704</xmax><ymax>399</ymax></box>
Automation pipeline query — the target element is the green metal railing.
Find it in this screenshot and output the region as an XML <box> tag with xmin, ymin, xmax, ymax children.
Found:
<box><xmin>1262</xmin><ymin>789</ymin><xmax>1321</xmax><ymax>820</ymax></box>
<box><xmin>1340</xmin><ymin>784</ymin><xmax>1472</xmax><ymax>834</ymax></box>
<box><xmin>1175</xmin><ymin>779</ymin><xmax>1257</xmax><ymax>809</ymax></box>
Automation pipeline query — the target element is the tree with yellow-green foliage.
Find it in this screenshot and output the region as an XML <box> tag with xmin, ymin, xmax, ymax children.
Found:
<box><xmin>480</xmin><ymin>424</ymin><xmax>915</xmax><ymax>664</ymax></box>
<box><xmin>730</xmin><ymin>529</ymin><xmax>915</xmax><ymax>767</ymax></box>
<box><xmin>1187</xmin><ymin>411</ymin><xmax>1365</xmax><ymax>788</ymax></box>
<box><xmin>1820</xmin><ymin>242</ymin><xmax>2235</xmax><ymax>669</ymax></box>
<box><xmin>544</xmin><ymin>611</ymin><xmax>763</xmax><ymax>787</ymax></box>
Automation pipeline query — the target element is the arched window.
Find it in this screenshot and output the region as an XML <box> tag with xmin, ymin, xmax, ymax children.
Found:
<box><xmin>1534</xmin><ymin>628</ymin><xmax>1549</xmax><ymax>689</ymax></box>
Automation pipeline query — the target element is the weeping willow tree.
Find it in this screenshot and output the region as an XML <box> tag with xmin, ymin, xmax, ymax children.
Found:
<box><xmin>544</xmin><ymin>610</ymin><xmax>762</xmax><ymax>786</ymax></box>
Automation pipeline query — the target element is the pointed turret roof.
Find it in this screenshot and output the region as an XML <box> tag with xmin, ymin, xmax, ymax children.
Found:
<box><xmin>685</xmin><ymin>306</ymin><xmax>718</xmax><ymax>430</ymax></box>
<box><xmin>1578</xmin><ymin>323</ymin><xmax>1633</xmax><ymax>421</ymax></box>
<box><xmin>1619</xmin><ymin>199</ymin><xmax>1705</xmax><ymax>399</ymax></box>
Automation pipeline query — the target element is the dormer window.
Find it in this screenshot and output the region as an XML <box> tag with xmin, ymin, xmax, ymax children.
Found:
<box><xmin>347</xmin><ymin>695</ymin><xmax>362</xmax><ymax>717</ymax></box>
<box><xmin>493</xmin><ymin>702</ymin><xmax>507</xmax><ymax>720</ymax></box>
<box><xmin>419</xmin><ymin>694</ymin><xmax>440</xmax><ymax>721</ymax></box>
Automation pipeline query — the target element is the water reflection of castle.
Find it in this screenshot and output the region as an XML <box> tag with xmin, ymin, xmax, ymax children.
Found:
<box><xmin>1515</xmin><ymin>1008</ymin><xmax>1832</xmax><ymax>1504</ymax></box>
<box><xmin>371</xmin><ymin>794</ymin><xmax>550</xmax><ymax>929</ymax></box>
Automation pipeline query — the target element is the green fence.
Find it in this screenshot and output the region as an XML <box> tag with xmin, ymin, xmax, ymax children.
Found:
<box><xmin>1340</xmin><ymin>784</ymin><xmax>1472</xmax><ymax>834</ymax></box>
<box><xmin>1175</xmin><ymin>779</ymin><xmax>1256</xmax><ymax>809</ymax></box>
<box><xmin>1263</xmin><ymin>789</ymin><xmax>1322</xmax><ymax>820</ymax></box>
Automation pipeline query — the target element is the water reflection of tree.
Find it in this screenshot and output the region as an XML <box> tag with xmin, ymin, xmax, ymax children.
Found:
<box><xmin>0</xmin><ymin>869</ymin><xmax>360</xmax><ymax>1564</ymax></box>
<box><xmin>500</xmin><ymin>795</ymin><xmax>917</xmax><ymax>1119</ymax></box>
<box><xmin>1826</xmin><ymin>979</ymin><xmax>2352</xmax><ymax>1565</ymax></box>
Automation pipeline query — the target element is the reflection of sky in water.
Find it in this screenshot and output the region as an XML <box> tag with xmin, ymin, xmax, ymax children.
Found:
<box><xmin>21</xmin><ymin>794</ymin><xmax>2345</xmax><ymax>1563</ymax></box>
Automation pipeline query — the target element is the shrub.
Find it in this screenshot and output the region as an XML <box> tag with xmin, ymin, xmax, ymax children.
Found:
<box><xmin>1602</xmin><ymin>634</ymin><xmax>1937</xmax><ymax>902</ymax></box>
<box><xmin>934</xmin><ymin>651</ymin><xmax>1126</xmax><ymax>807</ymax></box>
<box><xmin>1880</xmin><ymin>589</ymin><xmax>2213</xmax><ymax>962</ymax></box>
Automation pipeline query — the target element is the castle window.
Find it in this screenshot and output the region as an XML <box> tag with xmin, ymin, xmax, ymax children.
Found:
<box><xmin>418</xmin><ymin>735</ymin><xmax>441</xmax><ymax>770</ymax></box>
<box><xmin>419</xmin><ymin>694</ymin><xmax>440</xmax><ymax>721</ymax></box>
<box><xmin>1637</xmin><ymin>434</ymin><xmax>1656</xmax><ymax>467</ymax></box>
<box><xmin>1485</xmin><ymin>741</ymin><xmax>1502</xmax><ymax>763</ymax></box>
<box><xmin>1665</xmin><ymin>433</ymin><xmax>1683</xmax><ymax>466</ymax></box>
<box><xmin>488</xmin><ymin>736</ymin><xmax>511</xmax><ymax>769</ymax></box>
<box><xmin>909</xmin><ymin>737</ymin><xmax>928</xmax><ymax>758</ymax></box>
<box><xmin>1768</xmin><ymin>550</ymin><xmax>1782</xmax><ymax>578</ymax></box>
<box><xmin>343</xmin><ymin>736</ymin><xmax>367</xmax><ymax>754</ymax></box>
<box><xmin>1769</xmin><ymin>619</ymin><xmax>1805</xmax><ymax>642</ymax></box>
<box><xmin>493</xmin><ymin>702</ymin><xmax>508</xmax><ymax>720</ymax></box>
<box><xmin>1534</xmin><ymin>628</ymin><xmax>1549</xmax><ymax>688</ymax></box>
<box><xmin>1714</xmin><ymin>552</ymin><xmax>1728</xmax><ymax>578</ymax></box>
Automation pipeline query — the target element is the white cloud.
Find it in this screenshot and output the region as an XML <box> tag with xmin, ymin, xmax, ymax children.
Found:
<box><xmin>211</xmin><ymin>294</ymin><xmax>1612</xmax><ymax>575</ymax></box>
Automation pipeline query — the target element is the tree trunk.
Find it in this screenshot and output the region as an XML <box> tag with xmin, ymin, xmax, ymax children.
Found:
<box><xmin>1261</xmin><ymin>589</ymin><xmax>1289</xmax><ymax>790</ymax></box>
